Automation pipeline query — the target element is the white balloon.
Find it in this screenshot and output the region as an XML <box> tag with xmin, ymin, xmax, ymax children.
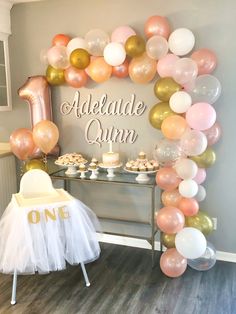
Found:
<box><xmin>179</xmin><ymin>179</ymin><xmax>198</xmax><ymax>198</ymax></box>
<box><xmin>180</xmin><ymin>129</ymin><xmax>208</xmax><ymax>156</ymax></box>
<box><xmin>67</xmin><ymin>37</ymin><xmax>87</xmax><ymax>55</ymax></box>
<box><xmin>170</xmin><ymin>91</ymin><xmax>192</xmax><ymax>113</ymax></box>
<box><xmin>168</xmin><ymin>28</ymin><xmax>195</xmax><ymax>56</ymax></box>
<box><xmin>195</xmin><ymin>185</ymin><xmax>206</xmax><ymax>202</ymax></box>
<box><xmin>175</xmin><ymin>227</ymin><xmax>207</xmax><ymax>259</ymax></box>
<box><xmin>175</xmin><ymin>158</ymin><xmax>198</xmax><ymax>180</ymax></box>
<box><xmin>103</xmin><ymin>42</ymin><xmax>126</xmax><ymax>66</ymax></box>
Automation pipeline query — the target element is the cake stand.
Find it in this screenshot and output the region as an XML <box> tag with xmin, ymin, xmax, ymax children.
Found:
<box><xmin>124</xmin><ymin>168</ymin><xmax>157</xmax><ymax>183</ymax></box>
<box><xmin>77</xmin><ymin>170</ymin><xmax>88</xmax><ymax>179</ymax></box>
<box><xmin>55</xmin><ymin>160</ymin><xmax>88</xmax><ymax>177</ymax></box>
<box><xmin>99</xmin><ymin>163</ymin><xmax>122</xmax><ymax>178</ymax></box>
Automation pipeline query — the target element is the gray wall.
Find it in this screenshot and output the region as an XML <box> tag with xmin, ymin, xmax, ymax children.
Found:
<box><xmin>1</xmin><ymin>0</ymin><xmax>235</xmax><ymax>253</ymax></box>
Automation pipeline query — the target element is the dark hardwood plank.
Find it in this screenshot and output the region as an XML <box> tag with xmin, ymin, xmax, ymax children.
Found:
<box><xmin>0</xmin><ymin>243</ymin><xmax>235</xmax><ymax>314</ymax></box>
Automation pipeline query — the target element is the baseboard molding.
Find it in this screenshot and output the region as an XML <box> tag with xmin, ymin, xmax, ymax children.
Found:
<box><xmin>97</xmin><ymin>233</ymin><xmax>236</xmax><ymax>263</ymax></box>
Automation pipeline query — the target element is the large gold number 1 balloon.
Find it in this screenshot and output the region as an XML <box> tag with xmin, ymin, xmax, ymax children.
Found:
<box><xmin>18</xmin><ymin>75</ymin><xmax>60</xmax><ymax>157</ymax></box>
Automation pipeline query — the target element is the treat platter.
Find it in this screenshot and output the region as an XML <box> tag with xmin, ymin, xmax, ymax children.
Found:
<box><xmin>99</xmin><ymin>163</ymin><xmax>123</xmax><ymax>178</ymax></box>
<box><xmin>124</xmin><ymin>168</ymin><xmax>157</xmax><ymax>183</ymax></box>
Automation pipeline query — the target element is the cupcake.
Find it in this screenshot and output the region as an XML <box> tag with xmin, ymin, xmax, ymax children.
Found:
<box><xmin>153</xmin><ymin>161</ymin><xmax>159</xmax><ymax>170</ymax></box>
<box><xmin>91</xmin><ymin>157</ymin><xmax>98</xmax><ymax>165</ymax></box>
<box><xmin>138</xmin><ymin>151</ymin><xmax>146</xmax><ymax>160</ymax></box>
<box><xmin>125</xmin><ymin>162</ymin><xmax>132</xmax><ymax>170</ymax></box>
<box><xmin>89</xmin><ymin>162</ymin><xmax>97</xmax><ymax>170</ymax></box>
<box><xmin>147</xmin><ymin>163</ymin><xmax>154</xmax><ymax>171</ymax></box>
<box><xmin>139</xmin><ymin>164</ymin><xmax>146</xmax><ymax>172</ymax></box>
<box><xmin>79</xmin><ymin>164</ymin><xmax>86</xmax><ymax>172</ymax></box>
<box><xmin>132</xmin><ymin>164</ymin><xmax>138</xmax><ymax>172</ymax></box>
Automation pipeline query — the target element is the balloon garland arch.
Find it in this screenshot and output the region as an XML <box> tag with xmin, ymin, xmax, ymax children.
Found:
<box><xmin>43</xmin><ymin>15</ymin><xmax>221</xmax><ymax>277</ymax></box>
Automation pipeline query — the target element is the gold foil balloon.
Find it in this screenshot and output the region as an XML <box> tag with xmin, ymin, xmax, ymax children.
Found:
<box><xmin>191</xmin><ymin>147</ymin><xmax>216</xmax><ymax>168</ymax></box>
<box><xmin>185</xmin><ymin>211</ymin><xmax>214</xmax><ymax>235</ymax></box>
<box><xmin>46</xmin><ymin>65</ymin><xmax>65</xmax><ymax>85</ymax></box>
<box><xmin>70</xmin><ymin>48</ymin><xmax>90</xmax><ymax>69</ymax></box>
<box><xmin>25</xmin><ymin>159</ymin><xmax>47</xmax><ymax>172</ymax></box>
<box><xmin>149</xmin><ymin>102</ymin><xmax>175</xmax><ymax>129</ymax></box>
<box><xmin>125</xmin><ymin>35</ymin><xmax>145</xmax><ymax>58</ymax></box>
<box><xmin>154</xmin><ymin>77</ymin><xmax>182</xmax><ymax>101</ymax></box>
<box><xmin>129</xmin><ymin>53</ymin><xmax>156</xmax><ymax>84</ymax></box>
<box><xmin>161</xmin><ymin>233</ymin><xmax>176</xmax><ymax>248</ymax></box>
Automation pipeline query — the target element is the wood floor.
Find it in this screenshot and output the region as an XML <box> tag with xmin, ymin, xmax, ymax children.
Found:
<box><xmin>0</xmin><ymin>243</ymin><xmax>235</xmax><ymax>314</ymax></box>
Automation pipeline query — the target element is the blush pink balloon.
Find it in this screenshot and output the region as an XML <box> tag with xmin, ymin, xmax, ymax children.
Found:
<box><xmin>65</xmin><ymin>66</ymin><xmax>88</xmax><ymax>88</ymax></box>
<box><xmin>156</xmin><ymin>206</ymin><xmax>185</xmax><ymax>234</ymax></box>
<box><xmin>173</xmin><ymin>58</ymin><xmax>198</xmax><ymax>85</ymax></box>
<box><xmin>193</xmin><ymin>168</ymin><xmax>206</xmax><ymax>184</ymax></box>
<box><xmin>203</xmin><ymin>121</ymin><xmax>222</xmax><ymax>146</ymax></box>
<box><xmin>186</xmin><ymin>102</ymin><xmax>216</xmax><ymax>131</ymax></box>
<box><xmin>160</xmin><ymin>248</ymin><xmax>187</xmax><ymax>278</ymax></box>
<box><xmin>156</xmin><ymin>167</ymin><xmax>181</xmax><ymax>191</ymax></box>
<box><xmin>191</xmin><ymin>48</ymin><xmax>217</xmax><ymax>75</ymax></box>
<box><xmin>111</xmin><ymin>26</ymin><xmax>136</xmax><ymax>44</ymax></box>
<box><xmin>10</xmin><ymin>128</ymin><xmax>36</xmax><ymax>160</ymax></box>
<box><xmin>112</xmin><ymin>59</ymin><xmax>129</xmax><ymax>78</ymax></box>
<box><xmin>157</xmin><ymin>53</ymin><xmax>179</xmax><ymax>77</ymax></box>
<box><xmin>144</xmin><ymin>15</ymin><xmax>171</xmax><ymax>39</ymax></box>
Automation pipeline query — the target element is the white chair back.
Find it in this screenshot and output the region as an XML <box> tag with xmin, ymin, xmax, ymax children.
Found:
<box><xmin>19</xmin><ymin>169</ymin><xmax>57</xmax><ymax>198</ymax></box>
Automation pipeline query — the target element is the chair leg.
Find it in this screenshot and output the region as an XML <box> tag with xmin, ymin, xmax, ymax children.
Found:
<box><xmin>80</xmin><ymin>262</ymin><xmax>90</xmax><ymax>287</ymax></box>
<box><xmin>11</xmin><ymin>269</ymin><xmax>17</xmax><ymax>305</ymax></box>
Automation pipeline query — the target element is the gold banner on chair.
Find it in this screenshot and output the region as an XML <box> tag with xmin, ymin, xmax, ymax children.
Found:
<box><xmin>27</xmin><ymin>206</ymin><xmax>70</xmax><ymax>224</ymax></box>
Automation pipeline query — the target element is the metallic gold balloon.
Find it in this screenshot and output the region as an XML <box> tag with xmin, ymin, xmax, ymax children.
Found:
<box><xmin>191</xmin><ymin>147</ymin><xmax>216</xmax><ymax>168</ymax></box>
<box><xmin>125</xmin><ymin>35</ymin><xmax>145</xmax><ymax>58</ymax></box>
<box><xmin>149</xmin><ymin>102</ymin><xmax>175</xmax><ymax>129</ymax></box>
<box><xmin>70</xmin><ymin>48</ymin><xmax>90</xmax><ymax>69</ymax></box>
<box><xmin>185</xmin><ymin>210</ymin><xmax>214</xmax><ymax>235</ymax></box>
<box><xmin>25</xmin><ymin>159</ymin><xmax>47</xmax><ymax>172</ymax></box>
<box><xmin>154</xmin><ymin>77</ymin><xmax>182</xmax><ymax>101</ymax></box>
<box><xmin>161</xmin><ymin>233</ymin><xmax>176</xmax><ymax>248</ymax></box>
<box><xmin>46</xmin><ymin>65</ymin><xmax>65</xmax><ymax>85</ymax></box>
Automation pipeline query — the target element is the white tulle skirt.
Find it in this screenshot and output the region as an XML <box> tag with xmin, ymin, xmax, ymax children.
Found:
<box><xmin>0</xmin><ymin>197</ymin><xmax>101</xmax><ymax>274</ymax></box>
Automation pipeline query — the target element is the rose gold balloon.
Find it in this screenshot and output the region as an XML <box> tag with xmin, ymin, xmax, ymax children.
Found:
<box><xmin>65</xmin><ymin>66</ymin><xmax>88</xmax><ymax>88</ymax></box>
<box><xmin>87</xmin><ymin>57</ymin><xmax>112</xmax><ymax>83</ymax></box>
<box><xmin>112</xmin><ymin>59</ymin><xmax>129</xmax><ymax>78</ymax></box>
<box><xmin>18</xmin><ymin>76</ymin><xmax>60</xmax><ymax>157</ymax></box>
<box><xmin>33</xmin><ymin>120</ymin><xmax>59</xmax><ymax>155</ymax></box>
<box><xmin>144</xmin><ymin>15</ymin><xmax>171</xmax><ymax>39</ymax></box>
<box><xmin>160</xmin><ymin>248</ymin><xmax>187</xmax><ymax>277</ymax></box>
<box><xmin>10</xmin><ymin>128</ymin><xmax>36</xmax><ymax>160</ymax></box>
<box><xmin>18</xmin><ymin>76</ymin><xmax>52</xmax><ymax>127</ymax></box>
<box><xmin>179</xmin><ymin>197</ymin><xmax>199</xmax><ymax>216</ymax></box>
<box><xmin>156</xmin><ymin>206</ymin><xmax>185</xmax><ymax>234</ymax></box>
<box><xmin>129</xmin><ymin>53</ymin><xmax>156</xmax><ymax>84</ymax></box>
<box><xmin>161</xmin><ymin>189</ymin><xmax>182</xmax><ymax>207</ymax></box>
<box><xmin>191</xmin><ymin>48</ymin><xmax>217</xmax><ymax>75</ymax></box>
<box><xmin>156</xmin><ymin>167</ymin><xmax>181</xmax><ymax>191</ymax></box>
<box><xmin>203</xmin><ymin>121</ymin><xmax>221</xmax><ymax>146</ymax></box>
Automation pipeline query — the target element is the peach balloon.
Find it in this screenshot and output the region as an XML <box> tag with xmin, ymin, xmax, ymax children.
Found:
<box><xmin>65</xmin><ymin>66</ymin><xmax>88</xmax><ymax>88</ymax></box>
<box><xmin>191</xmin><ymin>48</ymin><xmax>217</xmax><ymax>75</ymax></box>
<box><xmin>112</xmin><ymin>59</ymin><xmax>129</xmax><ymax>78</ymax></box>
<box><xmin>33</xmin><ymin>120</ymin><xmax>59</xmax><ymax>155</ymax></box>
<box><xmin>160</xmin><ymin>248</ymin><xmax>187</xmax><ymax>278</ymax></box>
<box><xmin>87</xmin><ymin>57</ymin><xmax>112</xmax><ymax>83</ymax></box>
<box><xmin>129</xmin><ymin>53</ymin><xmax>156</xmax><ymax>84</ymax></box>
<box><xmin>52</xmin><ymin>34</ymin><xmax>71</xmax><ymax>47</ymax></box>
<box><xmin>156</xmin><ymin>206</ymin><xmax>185</xmax><ymax>234</ymax></box>
<box><xmin>144</xmin><ymin>15</ymin><xmax>171</xmax><ymax>39</ymax></box>
<box><xmin>179</xmin><ymin>198</ymin><xmax>199</xmax><ymax>216</ymax></box>
<box><xmin>161</xmin><ymin>189</ymin><xmax>182</xmax><ymax>207</ymax></box>
<box><xmin>156</xmin><ymin>167</ymin><xmax>181</xmax><ymax>191</ymax></box>
<box><xmin>161</xmin><ymin>115</ymin><xmax>187</xmax><ymax>140</ymax></box>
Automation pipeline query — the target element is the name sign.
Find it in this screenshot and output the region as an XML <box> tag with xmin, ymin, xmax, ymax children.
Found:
<box><xmin>60</xmin><ymin>91</ymin><xmax>147</xmax><ymax>146</ymax></box>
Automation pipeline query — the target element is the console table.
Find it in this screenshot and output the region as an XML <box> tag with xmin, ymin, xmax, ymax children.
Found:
<box><xmin>50</xmin><ymin>167</ymin><xmax>160</xmax><ymax>266</ymax></box>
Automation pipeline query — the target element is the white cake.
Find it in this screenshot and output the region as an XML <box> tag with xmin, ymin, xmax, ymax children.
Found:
<box><xmin>102</xmin><ymin>152</ymin><xmax>120</xmax><ymax>167</ymax></box>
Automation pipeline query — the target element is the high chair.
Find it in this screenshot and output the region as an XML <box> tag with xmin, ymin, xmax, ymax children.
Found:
<box><xmin>0</xmin><ymin>169</ymin><xmax>100</xmax><ymax>305</ymax></box>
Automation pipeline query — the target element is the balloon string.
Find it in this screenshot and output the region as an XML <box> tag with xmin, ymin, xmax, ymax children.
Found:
<box><xmin>43</xmin><ymin>154</ymin><xmax>48</xmax><ymax>172</ymax></box>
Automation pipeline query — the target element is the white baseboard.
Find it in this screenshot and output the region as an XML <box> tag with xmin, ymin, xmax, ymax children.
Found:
<box><xmin>97</xmin><ymin>233</ymin><xmax>236</xmax><ymax>263</ymax></box>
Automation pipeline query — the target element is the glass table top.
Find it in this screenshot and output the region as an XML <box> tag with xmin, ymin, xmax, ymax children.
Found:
<box><xmin>50</xmin><ymin>166</ymin><xmax>157</xmax><ymax>187</ymax></box>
